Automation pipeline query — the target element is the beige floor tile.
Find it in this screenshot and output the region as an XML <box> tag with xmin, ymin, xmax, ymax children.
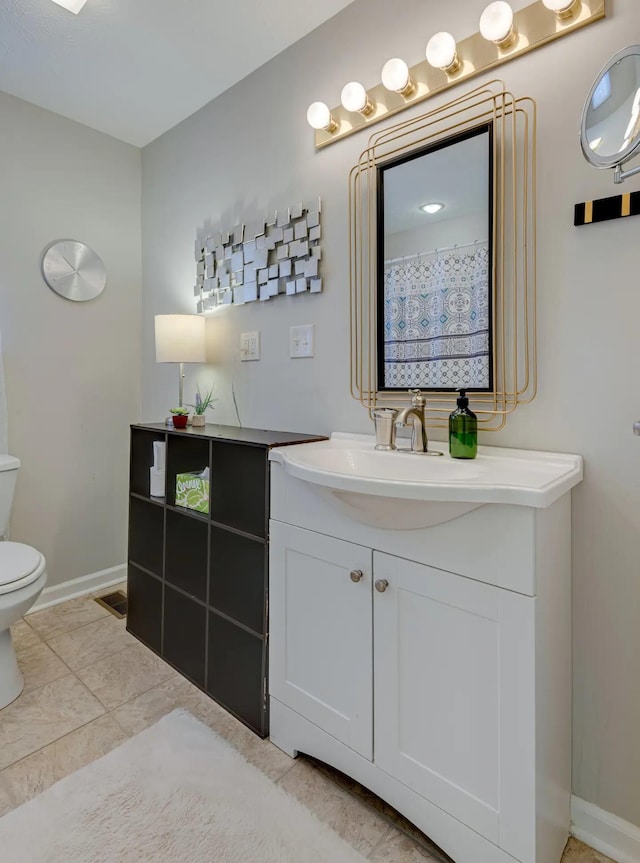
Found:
<box><xmin>0</xmin><ymin>674</ymin><xmax>104</xmax><ymax>770</ymax></box>
<box><xmin>309</xmin><ymin>757</ymin><xmax>452</xmax><ymax>861</ymax></box>
<box><xmin>562</xmin><ymin>837</ymin><xmax>615</xmax><ymax>862</ymax></box>
<box><xmin>47</xmin><ymin>615</ymin><xmax>136</xmax><ymax>671</ymax></box>
<box><xmin>17</xmin><ymin>642</ymin><xmax>69</xmax><ymax>695</ymax></box>
<box><xmin>369</xmin><ymin>829</ymin><xmax>445</xmax><ymax>862</ymax></box>
<box><xmin>0</xmin><ymin>714</ymin><xmax>127</xmax><ymax>815</ymax></box>
<box><xmin>76</xmin><ymin>642</ymin><xmax>175</xmax><ymax>709</ymax></box>
<box><xmin>112</xmin><ymin>675</ymin><xmax>295</xmax><ymax>782</ymax></box>
<box><xmin>278</xmin><ymin>758</ymin><xmax>389</xmax><ymax>856</ymax></box>
<box><xmin>184</xmin><ymin>691</ymin><xmax>296</xmax><ymax>781</ymax></box>
<box><xmin>111</xmin><ymin>675</ymin><xmax>217</xmax><ymax>735</ymax></box>
<box><xmin>10</xmin><ymin>619</ymin><xmax>41</xmax><ymax>653</ymax></box>
<box><xmin>27</xmin><ymin>596</ymin><xmax>109</xmax><ymax>640</ymax></box>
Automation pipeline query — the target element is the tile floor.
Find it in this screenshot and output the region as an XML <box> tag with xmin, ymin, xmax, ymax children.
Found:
<box><xmin>0</xmin><ymin>588</ymin><xmax>613</xmax><ymax>863</ymax></box>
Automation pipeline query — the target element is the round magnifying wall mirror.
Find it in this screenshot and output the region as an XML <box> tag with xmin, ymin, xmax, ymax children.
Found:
<box><xmin>581</xmin><ymin>45</ymin><xmax>640</xmax><ymax>178</ymax></box>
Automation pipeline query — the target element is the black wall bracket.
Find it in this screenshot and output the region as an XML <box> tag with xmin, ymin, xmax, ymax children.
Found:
<box><xmin>575</xmin><ymin>190</ymin><xmax>640</xmax><ymax>227</ymax></box>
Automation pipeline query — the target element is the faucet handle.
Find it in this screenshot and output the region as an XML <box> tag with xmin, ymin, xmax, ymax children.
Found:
<box><xmin>409</xmin><ymin>389</ymin><xmax>426</xmax><ymax>410</ymax></box>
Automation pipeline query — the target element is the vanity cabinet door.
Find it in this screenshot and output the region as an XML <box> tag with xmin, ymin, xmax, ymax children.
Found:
<box><xmin>269</xmin><ymin>522</ymin><xmax>373</xmax><ymax>760</ymax></box>
<box><xmin>373</xmin><ymin>552</ymin><xmax>534</xmax><ymax>850</ymax></box>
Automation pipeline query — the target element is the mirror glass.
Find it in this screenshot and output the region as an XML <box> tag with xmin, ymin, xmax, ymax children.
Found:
<box><xmin>377</xmin><ymin>124</ymin><xmax>493</xmax><ymax>392</ymax></box>
<box><xmin>582</xmin><ymin>46</ymin><xmax>640</xmax><ymax>168</ymax></box>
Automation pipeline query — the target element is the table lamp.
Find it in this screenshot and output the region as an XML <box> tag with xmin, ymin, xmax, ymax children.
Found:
<box><xmin>154</xmin><ymin>315</ymin><xmax>206</xmax><ymax>407</ymax></box>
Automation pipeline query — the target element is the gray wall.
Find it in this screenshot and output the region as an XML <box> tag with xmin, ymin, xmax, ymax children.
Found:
<box><xmin>141</xmin><ymin>0</ymin><xmax>640</xmax><ymax>827</ymax></box>
<box><xmin>0</xmin><ymin>91</ymin><xmax>141</xmax><ymax>588</ymax></box>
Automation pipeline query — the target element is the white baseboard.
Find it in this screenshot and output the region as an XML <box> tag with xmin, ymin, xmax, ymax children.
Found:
<box><xmin>31</xmin><ymin>564</ymin><xmax>127</xmax><ymax>613</ymax></box>
<box><xmin>572</xmin><ymin>797</ymin><xmax>640</xmax><ymax>863</ymax></box>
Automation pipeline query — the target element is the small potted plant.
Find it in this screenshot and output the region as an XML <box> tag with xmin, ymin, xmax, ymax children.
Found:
<box><xmin>188</xmin><ymin>386</ymin><xmax>218</xmax><ymax>428</ymax></box>
<box><xmin>169</xmin><ymin>407</ymin><xmax>189</xmax><ymax>429</ymax></box>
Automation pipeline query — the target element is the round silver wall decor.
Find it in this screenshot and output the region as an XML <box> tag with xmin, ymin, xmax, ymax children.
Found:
<box><xmin>41</xmin><ymin>240</ymin><xmax>107</xmax><ymax>302</ymax></box>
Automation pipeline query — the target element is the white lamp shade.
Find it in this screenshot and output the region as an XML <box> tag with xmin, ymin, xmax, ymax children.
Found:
<box><xmin>307</xmin><ymin>102</ymin><xmax>332</xmax><ymax>130</ymax></box>
<box><xmin>426</xmin><ymin>32</ymin><xmax>458</xmax><ymax>70</ymax></box>
<box><xmin>341</xmin><ymin>81</ymin><xmax>368</xmax><ymax>113</ymax></box>
<box><xmin>50</xmin><ymin>0</ymin><xmax>88</xmax><ymax>13</ymax></box>
<box><xmin>479</xmin><ymin>2</ymin><xmax>514</xmax><ymax>43</ymax></box>
<box><xmin>155</xmin><ymin>315</ymin><xmax>206</xmax><ymax>363</ymax></box>
<box><xmin>381</xmin><ymin>58</ymin><xmax>410</xmax><ymax>92</ymax></box>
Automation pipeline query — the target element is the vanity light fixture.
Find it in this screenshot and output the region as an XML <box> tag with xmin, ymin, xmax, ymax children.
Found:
<box><xmin>50</xmin><ymin>0</ymin><xmax>88</xmax><ymax>13</ymax></box>
<box><xmin>542</xmin><ymin>0</ymin><xmax>581</xmax><ymax>19</ymax></box>
<box><xmin>341</xmin><ymin>82</ymin><xmax>374</xmax><ymax>116</ymax></box>
<box><xmin>306</xmin><ymin>102</ymin><xmax>338</xmax><ymax>132</ymax></box>
<box><xmin>426</xmin><ymin>33</ymin><xmax>461</xmax><ymax>74</ymax></box>
<box><xmin>479</xmin><ymin>2</ymin><xmax>516</xmax><ymax>48</ymax></box>
<box><xmin>307</xmin><ymin>0</ymin><xmax>605</xmax><ymax>149</ymax></box>
<box><xmin>381</xmin><ymin>59</ymin><xmax>416</xmax><ymax>97</ymax></box>
<box><xmin>420</xmin><ymin>202</ymin><xmax>445</xmax><ymax>214</ymax></box>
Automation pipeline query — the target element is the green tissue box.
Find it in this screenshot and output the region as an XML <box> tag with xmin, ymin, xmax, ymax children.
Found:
<box><xmin>175</xmin><ymin>471</ymin><xmax>210</xmax><ymax>514</ymax></box>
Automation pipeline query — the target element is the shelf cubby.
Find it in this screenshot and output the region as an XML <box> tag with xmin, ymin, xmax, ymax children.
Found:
<box><xmin>164</xmin><ymin>586</ymin><xmax>207</xmax><ymax>688</ymax></box>
<box><xmin>130</xmin><ymin>428</ymin><xmax>166</xmax><ymax>498</ymax></box>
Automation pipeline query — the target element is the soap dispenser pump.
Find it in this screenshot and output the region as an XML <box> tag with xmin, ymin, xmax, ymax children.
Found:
<box><xmin>449</xmin><ymin>390</ymin><xmax>478</xmax><ymax>459</ymax></box>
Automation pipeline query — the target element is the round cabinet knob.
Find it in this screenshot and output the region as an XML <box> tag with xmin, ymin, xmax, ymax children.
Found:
<box><xmin>375</xmin><ymin>579</ymin><xmax>389</xmax><ymax>593</ymax></box>
<box><xmin>350</xmin><ymin>570</ymin><xmax>364</xmax><ymax>583</ymax></box>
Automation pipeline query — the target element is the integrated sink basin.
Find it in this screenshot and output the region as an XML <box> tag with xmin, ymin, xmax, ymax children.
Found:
<box><xmin>269</xmin><ymin>433</ymin><xmax>583</xmax><ymax>529</ymax></box>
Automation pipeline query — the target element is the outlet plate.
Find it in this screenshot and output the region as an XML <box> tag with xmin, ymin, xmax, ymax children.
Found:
<box><xmin>290</xmin><ymin>324</ymin><xmax>314</xmax><ymax>358</ymax></box>
<box><xmin>240</xmin><ymin>331</ymin><xmax>260</xmax><ymax>361</ymax></box>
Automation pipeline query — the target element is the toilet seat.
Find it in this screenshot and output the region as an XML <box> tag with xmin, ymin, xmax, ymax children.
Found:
<box><xmin>0</xmin><ymin>542</ymin><xmax>45</xmax><ymax>595</ymax></box>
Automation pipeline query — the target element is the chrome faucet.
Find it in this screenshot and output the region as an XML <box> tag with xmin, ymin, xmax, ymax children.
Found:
<box><xmin>373</xmin><ymin>390</ymin><xmax>443</xmax><ymax>455</ymax></box>
<box><xmin>395</xmin><ymin>390</ymin><xmax>429</xmax><ymax>453</ymax></box>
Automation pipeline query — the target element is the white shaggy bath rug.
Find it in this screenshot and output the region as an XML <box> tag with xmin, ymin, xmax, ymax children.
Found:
<box><xmin>0</xmin><ymin>709</ymin><xmax>368</xmax><ymax>863</ymax></box>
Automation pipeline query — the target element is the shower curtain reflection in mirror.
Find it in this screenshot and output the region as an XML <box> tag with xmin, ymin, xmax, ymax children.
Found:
<box><xmin>377</xmin><ymin>123</ymin><xmax>493</xmax><ymax>392</ymax></box>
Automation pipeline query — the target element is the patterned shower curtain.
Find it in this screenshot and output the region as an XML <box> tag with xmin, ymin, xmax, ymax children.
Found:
<box><xmin>383</xmin><ymin>242</ymin><xmax>490</xmax><ymax>390</ymax></box>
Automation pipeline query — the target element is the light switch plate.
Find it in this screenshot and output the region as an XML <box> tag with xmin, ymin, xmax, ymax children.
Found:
<box><xmin>290</xmin><ymin>324</ymin><xmax>314</xmax><ymax>358</ymax></box>
<box><xmin>240</xmin><ymin>331</ymin><xmax>260</xmax><ymax>361</ymax></box>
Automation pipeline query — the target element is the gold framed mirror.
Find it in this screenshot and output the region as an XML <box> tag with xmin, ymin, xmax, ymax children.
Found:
<box><xmin>349</xmin><ymin>81</ymin><xmax>537</xmax><ymax>431</ymax></box>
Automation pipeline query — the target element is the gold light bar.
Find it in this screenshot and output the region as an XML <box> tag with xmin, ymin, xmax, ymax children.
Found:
<box><xmin>315</xmin><ymin>0</ymin><xmax>604</xmax><ymax>149</ymax></box>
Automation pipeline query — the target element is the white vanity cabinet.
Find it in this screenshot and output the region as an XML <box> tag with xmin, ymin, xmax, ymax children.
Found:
<box><xmin>268</xmin><ymin>437</ymin><xmax>582</xmax><ymax>863</ymax></box>
<box><xmin>269</xmin><ymin>524</ymin><xmax>373</xmax><ymax>760</ymax></box>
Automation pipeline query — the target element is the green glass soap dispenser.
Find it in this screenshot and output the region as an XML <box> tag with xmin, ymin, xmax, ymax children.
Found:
<box><xmin>449</xmin><ymin>390</ymin><xmax>478</xmax><ymax>459</ymax></box>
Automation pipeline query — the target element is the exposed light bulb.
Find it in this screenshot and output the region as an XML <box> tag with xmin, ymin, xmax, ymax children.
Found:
<box><xmin>426</xmin><ymin>32</ymin><xmax>460</xmax><ymax>73</ymax></box>
<box><xmin>341</xmin><ymin>81</ymin><xmax>374</xmax><ymax>116</ymax></box>
<box><xmin>479</xmin><ymin>2</ymin><xmax>516</xmax><ymax>48</ymax></box>
<box><xmin>381</xmin><ymin>59</ymin><xmax>415</xmax><ymax>96</ymax></box>
<box><xmin>542</xmin><ymin>0</ymin><xmax>581</xmax><ymax>19</ymax></box>
<box><xmin>306</xmin><ymin>102</ymin><xmax>337</xmax><ymax>132</ymax></box>
<box><xmin>420</xmin><ymin>202</ymin><xmax>445</xmax><ymax>214</ymax></box>
<box><xmin>50</xmin><ymin>0</ymin><xmax>88</xmax><ymax>13</ymax></box>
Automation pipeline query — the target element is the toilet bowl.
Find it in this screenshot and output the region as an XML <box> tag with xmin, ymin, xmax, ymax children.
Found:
<box><xmin>0</xmin><ymin>542</ymin><xmax>47</xmax><ymax>709</ymax></box>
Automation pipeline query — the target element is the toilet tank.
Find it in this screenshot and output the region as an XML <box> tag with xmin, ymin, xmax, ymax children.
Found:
<box><xmin>0</xmin><ymin>455</ymin><xmax>20</xmax><ymax>537</ymax></box>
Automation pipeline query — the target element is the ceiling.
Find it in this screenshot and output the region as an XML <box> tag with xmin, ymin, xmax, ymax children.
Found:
<box><xmin>384</xmin><ymin>130</ymin><xmax>490</xmax><ymax>235</ymax></box>
<box><xmin>0</xmin><ymin>0</ymin><xmax>356</xmax><ymax>147</ymax></box>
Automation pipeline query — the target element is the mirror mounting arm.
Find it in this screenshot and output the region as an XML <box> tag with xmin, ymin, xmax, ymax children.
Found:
<box><xmin>614</xmin><ymin>163</ymin><xmax>640</xmax><ymax>185</ymax></box>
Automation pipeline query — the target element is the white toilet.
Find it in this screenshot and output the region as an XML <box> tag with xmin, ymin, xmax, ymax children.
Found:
<box><xmin>0</xmin><ymin>455</ymin><xmax>47</xmax><ymax>709</ymax></box>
